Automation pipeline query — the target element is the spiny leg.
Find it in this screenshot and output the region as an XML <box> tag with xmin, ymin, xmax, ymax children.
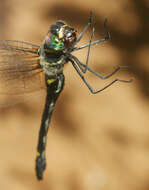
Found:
<box><xmin>73</xmin><ymin>18</ymin><xmax>110</xmax><ymax>52</ymax></box>
<box><xmin>71</xmin><ymin>55</ymin><xmax>131</xmax><ymax>80</ymax></box>
<box><xmin>75</xmin><ymin>12</ymin><xmax>93</xmax><ymax>44</ymax></box>
<box><xmin>76</xmin><ymin>12</ymin><xmax>95</xmax><ymax>73</ymax></box>
<box><xmin>81</xmin><ymin>26</ymin><xmax>95</xmax><ymax>73</ymax></box>
<box><xmin>69</xmin><ymin>58</ymin><xmax>132</xmax><ymax>94</ymax></box>
<box><xmin>82</xmin><ymin>19</ymin><xmax>109</xmax><ymax>73</ymax></box>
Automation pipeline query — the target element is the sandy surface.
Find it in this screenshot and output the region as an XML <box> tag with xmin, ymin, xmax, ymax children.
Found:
<box><xmin>0</xmin><ymin>0</ymin><xmax>149</xmax><ymax>190</ymax></box>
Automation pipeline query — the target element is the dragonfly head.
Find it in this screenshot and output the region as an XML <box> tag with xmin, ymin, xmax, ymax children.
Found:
<box><xmin>44</xmin><ymin>21</ymin><xmax>77</xmax><ymax>51</ymax></box>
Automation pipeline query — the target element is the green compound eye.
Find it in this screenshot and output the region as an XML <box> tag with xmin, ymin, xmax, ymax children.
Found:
<box><xmin>50</xmin><ymin>34</ymin><xmax>64</xmax><ymax>51</ymax></box>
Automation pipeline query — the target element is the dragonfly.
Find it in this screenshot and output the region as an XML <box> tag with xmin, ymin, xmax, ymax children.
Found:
<box><xmin>0</xmin><ymin>13</ymin><xmax>132</xmax><ymax>180</ymax></box>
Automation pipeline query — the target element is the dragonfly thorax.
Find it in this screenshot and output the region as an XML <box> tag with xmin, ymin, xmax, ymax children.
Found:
<box><xmin>39</xmin><ymin>45</ymin><xmax>65</xmax><ymax>77</ymax></box>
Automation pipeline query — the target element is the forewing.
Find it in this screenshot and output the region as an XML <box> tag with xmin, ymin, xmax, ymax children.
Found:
<box><xmin>0</xmin><ymin>40</ymin><xmax>46</xmax><ymax>107</ymax></box>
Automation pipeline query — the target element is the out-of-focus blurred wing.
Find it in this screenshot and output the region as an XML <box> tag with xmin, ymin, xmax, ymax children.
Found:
<box><xmin>0</xmin><ymin>40</ymin><xmax>46</xmax><ymax>107</ymax></box>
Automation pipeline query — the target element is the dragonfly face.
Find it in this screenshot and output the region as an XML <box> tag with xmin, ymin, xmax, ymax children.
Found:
<box><xmin>44</xmin><ymin>21</ymin><xmax>76</xmax><ymax>51</ymax></box>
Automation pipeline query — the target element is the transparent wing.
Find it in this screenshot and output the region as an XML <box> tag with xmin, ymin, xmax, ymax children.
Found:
<box><xmin>0</xmin><ymin>40</ymin><xmax>46</xmax><ymax>107</ymax></box>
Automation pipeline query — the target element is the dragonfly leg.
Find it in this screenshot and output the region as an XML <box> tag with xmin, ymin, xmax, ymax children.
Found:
<box><xmin>80</xmin><ymin>26</ymin><xmax>95</xmax><ymax>73</ymax></box>
<box><xmin>82</xmin><ymin>18</ymin><xmax>111</xmax><ymax>74</ymax></box>
<box><xmin>73</xmin><ymin>18</ymin><xmax>110</xmax><ymax>51</ymax></box>
<box><xmin>71</xmin><ymin>55</ymin><xmax>132</xmax><ymax>80</ymax></box>
<box><xmin>69</xmin><ymin>58</ymin><xmax>132</xmax><ymax>94</ymax></box>
<box><xmin>75</xmin><ymin>12</ymin><xmax>93</xmax><ymax>43</ymax></box>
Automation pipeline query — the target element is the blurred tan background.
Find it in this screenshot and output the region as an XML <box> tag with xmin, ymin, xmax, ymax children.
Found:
<box><xmin>0</xmin><ymin>0</ymin><xmax>149</xmax><ymax>189</ymax></box>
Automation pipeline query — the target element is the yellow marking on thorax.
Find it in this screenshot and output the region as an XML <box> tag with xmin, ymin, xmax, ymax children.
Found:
<box><xmin>47</xmin><ymin>78</ymin><xmax>56</xmax><ymax>84</ymax></box>
<box><xmin>45</xmin><ymin>59</ymin><xmax>63</xmax><ymax>66</ymax></box>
